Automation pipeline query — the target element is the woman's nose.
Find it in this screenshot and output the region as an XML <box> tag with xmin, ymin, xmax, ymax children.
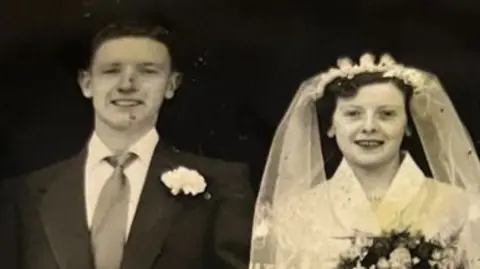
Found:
<box><xmin>361</xmin><ymin>116</ymin><xmax>378</xmax><ymax>133</ymax></box>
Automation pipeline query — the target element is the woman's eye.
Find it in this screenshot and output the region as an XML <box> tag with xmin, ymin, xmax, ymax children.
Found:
<box><xmin>380</xmin><ymin>110</ymin><xmax>396</xmax><ymax>117</ymax></box>
<box><xmin>140</xmin><ymin>67</ymin><xmax>159</xmax><ymax>74</ymax></box>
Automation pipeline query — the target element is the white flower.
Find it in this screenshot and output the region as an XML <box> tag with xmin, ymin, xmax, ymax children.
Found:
<box><xmin>160</xmin><ymin>166</ymin><xmax>207</xmax><ymax>196</ymax></box>
<box><xmin>354</xmin><ymin>234</ymin><xmax>373</xmax><ymax>248</ymax></box>
<box><xmin>412</xmin><ymin>257</ymin><xmax>421</xmax><ymax>265</ymax></box>
<box><xmin>402</xmin><ymin>68</ymin><xmax>425</xmax><ymax>86</ymax></box>
<box><xmin>377</xmin><ymin>257</ymin><xmax>389</xmax><ymax>269</ymax></box>
<box><xmin>337</xmin><ymin>57</ymin><xmax>354</xmax><ymax>70</ymax></box>
<box><xmin>354</xmin><ymin>263</ymin><xmax>366</xmax><ymax>269</ymax></box>
<box><xmin>379</xmin><ymin>54</ymin><xmax>397</xmax><ymax>67</ymax></box>
<box><xmin>359</xmin><ymin>53</ymin><xmax>376</xmax><ymax>68</ymax></box>
<box><xmin>389</xmin><ymin>247</ymin><xmax>412</xmax><ymax>268</ymax></box>
<box><xmin>431</xmin><ymin>249</ymin><xmax>442</xmax><ymax>261</ymax></box>
<box><xmin>341</xmin><ymin>246</ymin><xmax>362</xmax><ymax>260</ymax></box>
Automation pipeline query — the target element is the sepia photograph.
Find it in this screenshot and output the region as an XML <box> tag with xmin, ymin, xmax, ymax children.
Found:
<box><xmin>1</xmin><ymin>0</ymin><xmax>480</xmax><ymax>268</ymax></box>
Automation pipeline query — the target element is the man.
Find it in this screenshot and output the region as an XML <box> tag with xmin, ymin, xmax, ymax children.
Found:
<box><xmin>0</xmin><ymin>22</ymin><xmax>254</xmax><ymax>269</ymax></box>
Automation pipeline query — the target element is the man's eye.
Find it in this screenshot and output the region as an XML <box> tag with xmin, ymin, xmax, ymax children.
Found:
<box><xmin>142</xmin><ymin>68</ymin><xmax>159</xmax><ymax>74</ymax></box>
<box><xmin>345</xmin><ymin>111</ymin><xmax>360</xmax><ymax>117</ymax></box>
<box><xmin>102</xmin><ymin>68</ymin><xmax>120</xmax><ymax>74</ymax></box>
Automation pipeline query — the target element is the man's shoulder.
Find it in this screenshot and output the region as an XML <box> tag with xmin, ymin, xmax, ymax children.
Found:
<box><xmin>167</xmin><ymin>147</ymin><xmax>249</xmax><ymax>178</ymax></box>
<box><xmin>2</xmin><ymin>153</ymin><xmax>80</xmax><ymax>191</ymax></box>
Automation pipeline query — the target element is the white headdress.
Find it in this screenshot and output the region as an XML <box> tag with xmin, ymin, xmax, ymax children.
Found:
<box><xmin>249</xmin><ymin>53</ymin><xmax>480</xmax><ymax>269</ymax></box>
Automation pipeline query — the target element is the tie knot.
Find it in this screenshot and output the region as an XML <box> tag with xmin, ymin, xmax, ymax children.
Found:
<box><xmin>105</xmin><ymin>152</ymin><xmax>137</xmax><ymax>169</ymax></box>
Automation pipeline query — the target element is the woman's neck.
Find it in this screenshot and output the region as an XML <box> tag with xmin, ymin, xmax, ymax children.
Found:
<box><xmin>350</xmin><ymin>153</ymin><xmax>403</xmax><ymax>193</ymax></box>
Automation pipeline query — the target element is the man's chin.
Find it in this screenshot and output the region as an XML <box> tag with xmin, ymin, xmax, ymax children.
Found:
<box><xmin>96</xmin><ymin>112</ymin><xmax>158</xmax><ymax>132</ymax></box>
<box><xmin>102</xmin><ymin>117</ymin><xmax>143</xmax><ymax>131</ymax></box>
<box><xmin>112</xmin><ymin>122</ymin><xmax>137</xmax><ymax>130</ymax></box>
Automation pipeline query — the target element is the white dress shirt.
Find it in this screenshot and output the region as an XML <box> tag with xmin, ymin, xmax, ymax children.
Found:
<box><xmin>84</xmin><ymin>128</ymin><xmax>159</xmax><ymax>239</ymax></box>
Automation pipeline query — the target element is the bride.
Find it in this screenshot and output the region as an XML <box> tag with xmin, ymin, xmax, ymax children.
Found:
<box><xmin>249</xmin><ymin>53</ymin><xmax>480</xmax><ymax>269</ymax></box>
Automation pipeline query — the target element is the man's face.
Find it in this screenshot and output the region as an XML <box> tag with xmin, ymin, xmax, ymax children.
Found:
<box><xmin>79</xmin><ymin>37</ymin><xmax>178</xmax><ymax>131</ymax></box>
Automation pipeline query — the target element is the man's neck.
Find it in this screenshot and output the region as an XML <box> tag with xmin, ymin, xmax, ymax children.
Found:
<box><xmin>94</xmin><ymin>122</ymin><xmax>153</xmax><ymax>155</ymax></box>
<box><xmin>350</xmin><ymin>154</ymin><xmax>402</xmax><ymax>193</ymax></box>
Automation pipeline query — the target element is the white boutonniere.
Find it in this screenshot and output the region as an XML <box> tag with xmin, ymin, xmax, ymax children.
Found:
<box><xmin>160</xmin><ymin>166</ymin><xmax>208</xmax><ymax>196</ymax></box>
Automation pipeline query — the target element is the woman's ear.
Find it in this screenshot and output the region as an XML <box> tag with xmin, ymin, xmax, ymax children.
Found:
<box><xmin>78</xmin><ymin>70</ymin><xmax>93</xmax><ymax>98</ymax></box>
<box><xmin>327</xmin><ymin>126</ymin><xmax>335</xmax><ymax>138</ymax></box>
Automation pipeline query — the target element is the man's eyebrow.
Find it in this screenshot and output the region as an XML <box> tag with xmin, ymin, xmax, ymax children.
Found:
<box><xmin>95</xmin><ymin>61</ymin><xmax>168</xmax><ymax>70</ymax></box>
<box><xmin>139</xmin><ymin>62</ymin><xmax>166</xmax><ymax>68</ymax></box>
<box><xmin>95</xmin><ymin>62</ymin><xmax>124</xmax><ymax>70</ymax></box>
<box><xmin>99</xmin><ymin>62</ymin><xmax>121</xmax><ymax>66</ymax></box>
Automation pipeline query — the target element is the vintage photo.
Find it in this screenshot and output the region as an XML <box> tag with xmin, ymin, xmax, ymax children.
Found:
<box><xmin>1</xmin><ymin>1</ymin><xmax>480</xmax><ymax>268</ymax></box>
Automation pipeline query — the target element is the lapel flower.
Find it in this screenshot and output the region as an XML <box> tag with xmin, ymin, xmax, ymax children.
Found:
<box><xmin>389</xmin><ymin>247</ymin><xmax>412</xmax><ymax>268</ymax></box>
<box><xmin>161</xmin><ymin>166</ymin><xmax>207</xmax><ymax>196</ymax></box>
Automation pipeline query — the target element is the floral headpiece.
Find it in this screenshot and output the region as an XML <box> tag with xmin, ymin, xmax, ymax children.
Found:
<box><xmin>308</xmin><ymin>53</ymin><xmax>427</xmax><ymax>99</ymax></box>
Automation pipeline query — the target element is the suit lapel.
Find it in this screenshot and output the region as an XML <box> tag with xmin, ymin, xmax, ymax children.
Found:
<box><xmin>121</xmin><ymin>141</ymin><xmax>183</xmax><ymax>269</ymax></box>
<box><xmin>39</xmin><ymin>149</ymin><xmax>94</xmax><ymax>269</ymax></box>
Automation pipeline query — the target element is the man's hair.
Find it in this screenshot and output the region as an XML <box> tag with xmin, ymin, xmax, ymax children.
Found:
<box><xmin>87</xmin><ymin>21</ymin><xmax>175</xmax><ymax>69</ymax></box>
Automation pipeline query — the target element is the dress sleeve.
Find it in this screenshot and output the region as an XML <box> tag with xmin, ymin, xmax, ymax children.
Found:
<box><xmin>460</xmin><ymin>193</ymin><xmax>480</xmax><ymax>268</ymax></box>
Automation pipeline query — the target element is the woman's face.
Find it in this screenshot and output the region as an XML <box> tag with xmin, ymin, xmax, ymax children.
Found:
<box><xmin>329</xmin><ymin>82</ymin><xmax>407</xmax><ymax>169</ymax></box>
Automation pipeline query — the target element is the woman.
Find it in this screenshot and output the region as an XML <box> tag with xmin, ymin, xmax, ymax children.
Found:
<box><xmin>249</xmin><ymin>53</ymin><xmax>480</xmax><ymax>269</ymax></box>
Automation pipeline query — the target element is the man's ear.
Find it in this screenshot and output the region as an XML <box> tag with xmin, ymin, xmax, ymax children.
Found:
<box><xmin>405</xmin><ymin>124</ymin><xmax>412</xmax><ymax>137</ymax></box>
<box><xmin>164</xmin><ymin>72</ymin><xmax>183</xmax><ymax>100</ymax></box>
<box><xmin>78</xmin><ymin>69</ymin><xmax>93</xmax><ymax>98</ymax></box>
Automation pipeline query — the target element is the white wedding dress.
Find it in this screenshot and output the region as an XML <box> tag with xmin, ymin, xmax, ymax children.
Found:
<box><xmin>254</xmin><ymin>154</ymin><xmax>480</xmax><ymax>268</ymax></box>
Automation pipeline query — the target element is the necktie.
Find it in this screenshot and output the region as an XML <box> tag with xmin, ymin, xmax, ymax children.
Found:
<box><xmin>91</xmin><ymin>153</ymin><xmax>137</xmax><ymax>269</ymax></box>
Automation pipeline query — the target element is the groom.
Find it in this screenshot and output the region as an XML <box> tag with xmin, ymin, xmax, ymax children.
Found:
<box><xmin>0</xmin><ymin>22</ymin><xmax>254</xmax><ymax>269</ymax></box>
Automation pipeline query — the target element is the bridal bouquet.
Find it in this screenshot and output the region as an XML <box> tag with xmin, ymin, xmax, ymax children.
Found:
<box><xmin>336</xmin><ymin>229</ymin><xmax>464</xmax><ymax>269</ymax></box>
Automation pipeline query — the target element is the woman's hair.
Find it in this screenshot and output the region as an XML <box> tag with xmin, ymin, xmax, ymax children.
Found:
<box><xmin>315</xmin><ymin>72</ymin><xmax>431</xmax><ymax>177</ymax></box>
<box><xmin>316</xmin><ymin>71</ymin><xmax>414</xmax><ymax>133</ymax></box>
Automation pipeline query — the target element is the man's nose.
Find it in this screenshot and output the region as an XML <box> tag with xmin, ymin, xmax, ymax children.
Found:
<box><xmin>118</xmin><ymin>68</ymin><xmax>137</xmax><ymax>93</ymax></box>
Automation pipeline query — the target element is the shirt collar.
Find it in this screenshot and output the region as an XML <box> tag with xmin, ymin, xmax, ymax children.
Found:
<box><xmin>86</xmin><ymin>128</ymin><xmax>159</xmax><ymax>169</ymax></box>
<box><xmin>128</xmin><ymin>128</ymin><xmax>159</xmax><ymax>164</ymax></box>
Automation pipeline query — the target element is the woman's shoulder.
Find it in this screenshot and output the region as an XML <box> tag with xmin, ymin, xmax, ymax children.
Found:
<box><xmin>424</xmin><ymin>177</ymin><xmax>467</xmax><ymax>196</ymax></box>
<box><xmin>422</xmin><ymin>178</ymin><xmax>470</xmax><ymax>207</ymax></box>
<box><xmin>461</xmin><ymin>190</ymin><xmax>480</xmax><ymax>223</ymax></box>
<box><xmin>425</xmin><ymin>178</ymin><xmax>480</xmax><ymax>220</ymax></box>
<box><xmin>277</xmin><ymin>182</ymin><xmax>331</xmax><ymax>208</ymax></box>
<box><xmin>271</xmin><ymin>182</ymin><xmax>338</xmax><ymax>244</ymax></box>
<box><xmin>273</xmin><ymin>182</ymin><xmax>333</xmax><ymax>221</ymax></box>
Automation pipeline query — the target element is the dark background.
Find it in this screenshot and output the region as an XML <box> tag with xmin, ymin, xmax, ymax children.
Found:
<box><xmin>1</xmin><ymin>0</ymin><xmax>480</xmax><ymax>193</ymax></box>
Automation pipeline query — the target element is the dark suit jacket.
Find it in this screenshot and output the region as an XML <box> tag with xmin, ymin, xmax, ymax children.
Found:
<box><xmin>0</xmin><ymin>140</ymin><xmax>254</xmax><ymax>269</ymax></box>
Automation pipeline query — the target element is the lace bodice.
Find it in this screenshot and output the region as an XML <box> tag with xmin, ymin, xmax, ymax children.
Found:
<box><xmin>258</xmin><ymin>154</ymin><xmax>478</xmax><ymax>268</ymax></box>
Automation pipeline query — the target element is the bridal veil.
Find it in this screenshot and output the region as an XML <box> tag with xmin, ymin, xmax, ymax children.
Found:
<box><xmin>249</xmin><ymin>53</ymin><xmax>480</xmax><ymax>269</ymax></box>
